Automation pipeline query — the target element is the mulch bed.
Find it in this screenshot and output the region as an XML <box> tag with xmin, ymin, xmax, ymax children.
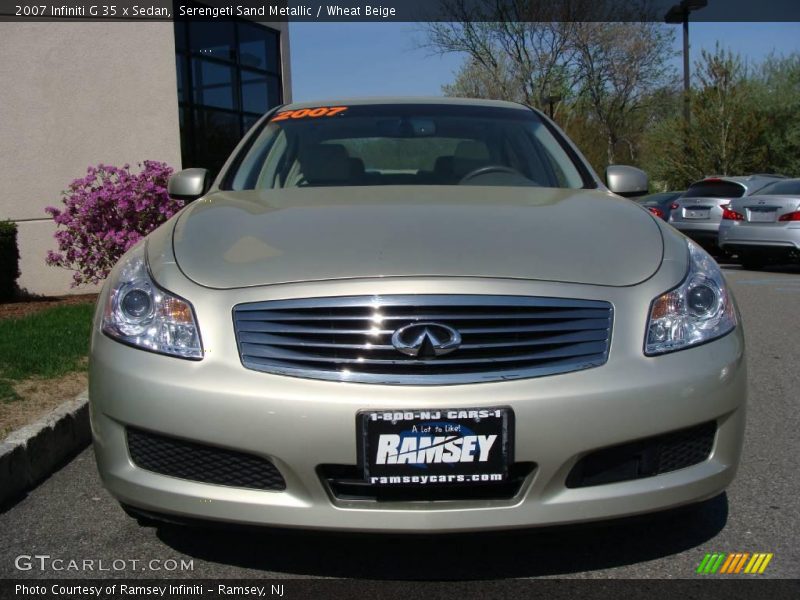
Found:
<box><xmin>0</xmin><ymin>294</ymin><xmax>98</xmax><ymax>321</ymax></box>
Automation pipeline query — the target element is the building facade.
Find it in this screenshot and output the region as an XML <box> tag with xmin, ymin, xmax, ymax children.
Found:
<box><xmin>0</xmin><ymin>19</ymin><xmax>291</xmax><ymax>296</ymax></box>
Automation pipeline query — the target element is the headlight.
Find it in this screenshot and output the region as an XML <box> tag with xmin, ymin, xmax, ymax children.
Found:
<box><xmin>645</xmin><ymin>240</ymin><xmax>736</xmax><ymax>355</ymax></box>
<box><xmin>101</xmin><ymin>245</ymin><xmax>203</xmax><ymax>359</ymax></box>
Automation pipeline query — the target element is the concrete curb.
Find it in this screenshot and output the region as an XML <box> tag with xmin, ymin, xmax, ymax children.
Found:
<box><xmin>0</xmin><ymin>389</ymin><xmax>90</xmax><ymax>507</ymax></box>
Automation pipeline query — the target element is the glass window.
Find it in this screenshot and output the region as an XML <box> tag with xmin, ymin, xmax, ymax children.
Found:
<box><xmin>267</xmin><ymin>75</ymin><xmax>281</xmax><ymax>108</ymax></box>
<box><xmin>174</xmin><ymin>20</ymin><xmax>187</xmax><ymax>52</ymax></box>
<box><xmin>191</xmin><ymin>59</ymin><xmax>235</xmax><ymax>110</ymax></box>
<box><xmin>243</xmin><ymin>114</ymin><xmax>262</xmax><ymax>135</ymax></box>
<box><xmin>175</xmin><ymin>55</ymin><xmax>185</xmax><ymax>103</ymax></box>
<box><xmin>227</xmin><ymin>104</ymin><xmax>587</xmax><ymax>190</ymax></box>
<box><xmin>188</xmin><ymin>20</ymin><xmax>235</xmax><ymax>61</ymax></box>
<box><xmin>178</xmin><ymin>107</ymin><xmax>193</xmax><ymax>166</ymax></box>
<box><xmin>238</xmin><ymin>22</ymin><xmax>280</xmax><ymax>73</ymax></box>
<box><xmin>175</xmin><ymin>20</ymin><xmax>282</xmax><ymax>176</ymax></box>
<box><xmin>241</xmin><ymin>70</ymin><xmax>268</xmax><ymax>114</ymax></box>
<box><xmin>193</xmin><ymin>109</ymin><xmax>241</xmax><ymax>174</ymax></box>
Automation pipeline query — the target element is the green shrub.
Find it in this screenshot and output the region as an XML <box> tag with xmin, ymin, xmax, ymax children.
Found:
<box><xmin>0</xmin><ymin>221</ymin><xmax>20</xmax><ymax>301</ymax></box>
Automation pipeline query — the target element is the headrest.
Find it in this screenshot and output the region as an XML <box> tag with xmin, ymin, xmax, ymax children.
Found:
<box><xmin>300</xmin><ymin>144</ymin><xmax>351</xmax><ymax>183</ymax></box>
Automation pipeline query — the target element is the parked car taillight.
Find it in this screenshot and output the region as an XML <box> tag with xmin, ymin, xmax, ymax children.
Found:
<box><xmin>648</xmin><ymin>207</ymin><xmax>664</xmax><ymax>218</ymax></box>
<box><xmin>722</xmin><ymin>207</ymin><xmax>744</xmax><ymax>221</ymax></box>
<box><xmin>778</xmin><ymin>211</ymin><xmax>800</xmax><ymax>222</ymax></box>
<box><xmin>670</xmin><ymin>202</ymin><xmax>680</xmax><ymax>210</ymax></box>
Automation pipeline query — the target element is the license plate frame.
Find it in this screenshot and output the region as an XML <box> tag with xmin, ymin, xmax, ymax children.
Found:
<box><xmin>357</xmin><ymin>407</ymin><xmax>514</xmax><ymax>486</ymax></box>
<box><xmin>684</xmin><ymin>209</ymin><xmax>710</xmax><ymax>220</ymax></box>
<box><xmin>748</xmin><ymin>209</ymin><xmax>777</xmax><ymax>223</ymax></box>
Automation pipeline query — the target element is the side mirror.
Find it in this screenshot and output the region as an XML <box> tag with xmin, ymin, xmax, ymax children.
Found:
<box><xmin>605</xmin><ymin>165</ymin><xmax>649</xmax><ymax>198</ymax></box>
<box><xmin>168</xmin><ymin>168</ymin><xmax>211</xmax><ymax>202</ymax></box>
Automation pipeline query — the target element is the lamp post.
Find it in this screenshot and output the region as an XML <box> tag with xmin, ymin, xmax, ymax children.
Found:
<box><xmin>541</xmin><ymin>94</ymin><xmax>562</xmax><ymax>120</ymax></box>
<box><xmin>665</xmin><ymin>0</ymin><xmax>708</xmax><ymax>126</ymax></box>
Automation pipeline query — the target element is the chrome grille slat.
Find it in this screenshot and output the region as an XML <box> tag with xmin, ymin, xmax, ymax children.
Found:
<box><xmin>240</xmin><ymin>340</ymin><xmax>607</xmax><ymax>365</ymax></box>
<box><xmin>455</xmin><ymin>319</ymin><xmax>610</xmax><ymax>334</ymax></box>
<box><xmin>232</xmin><ymin>295</ymin><xmax>613</xmax><ymax>385</ymax></box>
<box><xmin>234</xmin><ymin>295</ymin><xmax>609</xmax><ymax>310</ymax></box>
<box><xmin>234</xmin><ymin>319</ymin><xmax>610</xmax><ymax>336</ymax></box>
<box><xmin>234</xmin><ymin>308</ymin><xmax>611</xmax><ymax>321</ymax></box>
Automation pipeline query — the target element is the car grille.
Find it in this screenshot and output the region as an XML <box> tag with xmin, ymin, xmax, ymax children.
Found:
<box><xmin>233</xmin><ymin>295</ymin><xmax>613</xmax><ymax>385</ymax></box>
<box><xmin>565</xmin><ymin>421</ymin><xmax>717</xmax><ymax>488</ymax></box>
<box><xmin>126</xmin><ymin>428</ymin><xmax>286</xmax><ymax>491</ymax></box>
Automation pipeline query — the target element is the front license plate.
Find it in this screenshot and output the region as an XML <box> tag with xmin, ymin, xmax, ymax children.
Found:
<box><xmin>357</xmin><ymin>408</ymin><xmax>514</xmax><ymax>486</ymax></box>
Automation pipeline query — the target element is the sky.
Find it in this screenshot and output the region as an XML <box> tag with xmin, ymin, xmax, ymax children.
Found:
<box><xmin>289</xmin><ymin>22</ymin><xmax>800</xmax><ymax>102</ymax></box>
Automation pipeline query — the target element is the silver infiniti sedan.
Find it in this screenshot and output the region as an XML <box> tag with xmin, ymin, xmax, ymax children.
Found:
<box><xmin>90</xmin><ymin>98</ymin><xmax>746</xmax><ymax>532</ymax></box>
<box><xmin>669</xmin><ymin>175</ymin><xmax>783</xmax><ymax>255</ymax></box>
<box><xmin>718</xmin><ymin>178</ymin><xmax>800</xmax><ymax>269</ymax></box>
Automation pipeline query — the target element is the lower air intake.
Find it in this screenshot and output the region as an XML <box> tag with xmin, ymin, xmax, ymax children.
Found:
<box><xmin>566</xmin><ymin>421</ymin><xmax>716</xmax><ymax>488</ymax></box>
<box><xmin>127</xmin><ymin>427</ymin><xmax>286</xmax><ymax>491</ymax></box>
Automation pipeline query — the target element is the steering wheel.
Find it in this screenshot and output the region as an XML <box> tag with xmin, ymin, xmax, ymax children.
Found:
<box><xmin>458</xmin><ymin>165</ymin><xmax>527</xmax><ymax>184</ymax></box>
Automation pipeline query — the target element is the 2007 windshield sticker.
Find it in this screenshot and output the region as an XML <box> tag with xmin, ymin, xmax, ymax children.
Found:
<box><xmin>271</xmin><ymin>106</ymin><xmax>349</xmax><ymax>121</ymax></box>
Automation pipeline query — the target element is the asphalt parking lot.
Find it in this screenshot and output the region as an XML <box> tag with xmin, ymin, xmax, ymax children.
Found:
<box><xmin>1</xmin><ymin>265</ymin><xmax>798</xmax><ymax>580</ymax></box>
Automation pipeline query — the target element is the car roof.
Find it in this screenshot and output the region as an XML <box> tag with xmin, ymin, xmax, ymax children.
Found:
<box><xmin>281</xmin><ymin>96</ymin><xmax>531</xmax><ymax>112</ymax></box>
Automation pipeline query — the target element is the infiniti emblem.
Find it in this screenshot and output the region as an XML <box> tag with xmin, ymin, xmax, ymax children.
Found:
<box><xmin>391</xmin><ymin>322</ymin><xmax>462</xmax><ymax>358</ymax></box>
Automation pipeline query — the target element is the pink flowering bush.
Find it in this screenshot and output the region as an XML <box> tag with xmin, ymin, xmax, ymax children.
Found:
<box><xmin>45</xmin><ymin>161</ymin><xmax>183</xmax><ymax>286</ymax></box>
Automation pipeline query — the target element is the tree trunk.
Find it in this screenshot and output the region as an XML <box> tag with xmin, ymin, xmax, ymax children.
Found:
<box><xmin>606</xmin><ymin>134</ymin><xmax>616</xmax><ymax>166</ymax></box>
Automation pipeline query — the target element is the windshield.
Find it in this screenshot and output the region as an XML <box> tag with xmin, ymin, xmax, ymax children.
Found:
<box><xmin>754</xmin><ymin>180</ymin><xmax>800</xmax><ymax>196</ymax></box>
<box><xmin>225</xmin><ymin>104</ymin><xmax>588</xmax><ymax>190</ymax></box>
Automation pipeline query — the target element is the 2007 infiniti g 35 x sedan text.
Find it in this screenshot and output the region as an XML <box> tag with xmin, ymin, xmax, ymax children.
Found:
<box><xmin>90</xmin><ymin>98</ymin><xmax>745</xmax><ymax>531</ymax></box>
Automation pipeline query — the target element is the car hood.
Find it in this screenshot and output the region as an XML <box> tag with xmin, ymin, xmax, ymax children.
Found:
<box><xmin>172</xmin><ymin>186</ymin><xmax>663</xmax><ymax>289</ymax></box>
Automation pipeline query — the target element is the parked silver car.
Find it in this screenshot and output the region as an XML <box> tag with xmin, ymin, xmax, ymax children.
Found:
<box><xmin>669</xmin><ymin>175</ymin><xmax>784</xmax><ymax>254</ymax></box>
<box><xmin>90</xmin><ymin>98</ymin><xmax>745</xmax><ymax>532</ymax></box>
<box><xmin>718</xmin><ymin>178</ymin><xmax>800</xmax><ymax>269</ymax></box>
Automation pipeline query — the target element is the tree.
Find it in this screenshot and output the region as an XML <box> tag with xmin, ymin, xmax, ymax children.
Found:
<box><xmin>442</xmin><ymin>54</ymin><xmax>525</xmax><ymax>102</ymax></box>
<box><xmin>423</xmin><ymin>1</ymin><xmax>676</xmax><ymax>169</ymax></box>
<box><xmin>643</xmin><ymin>46</ymin><xmax>768</xmax><ymax>188</ymax></box>
<box><xmin>571</xmin><ymin>22</ymin><xmax>676</xmax><ymax>165</ymax></box>
<box><xmin>423</xmin><ymin>2</ymin><xmax>583</xmax><ymax>119</ymax></box>
<box><xmin>755</xmin><ymin>53</ymin><xmax>800</xmax><ymax>176</ymax></box>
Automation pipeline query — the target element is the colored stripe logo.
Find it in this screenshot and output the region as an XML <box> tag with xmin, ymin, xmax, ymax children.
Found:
<box><xmin>697</xmin><ymin>552</ymin><xmax>773</xmax><ymax>574</ymax></box>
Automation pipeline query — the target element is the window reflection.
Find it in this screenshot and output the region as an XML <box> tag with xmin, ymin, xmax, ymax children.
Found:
<box><xmin>241</xmin><ymin>70</ymin><xmax>267</xmax><ymax>113</ymax></box>
<box><xmin>192</xmin><ymin>59</ymin><xmax>235</xmax><ymax>110</ymax></box>
<box><xmin>238</xmin><ymin>22</ymin><xmax>280</xmax><ymax>73</ymax></box>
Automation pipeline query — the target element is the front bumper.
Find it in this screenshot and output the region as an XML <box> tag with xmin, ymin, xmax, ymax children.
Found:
<box><xmin>90</xmin><ymin>281</ymin><xmax>746</xmax><ymax>532</ymax></box>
